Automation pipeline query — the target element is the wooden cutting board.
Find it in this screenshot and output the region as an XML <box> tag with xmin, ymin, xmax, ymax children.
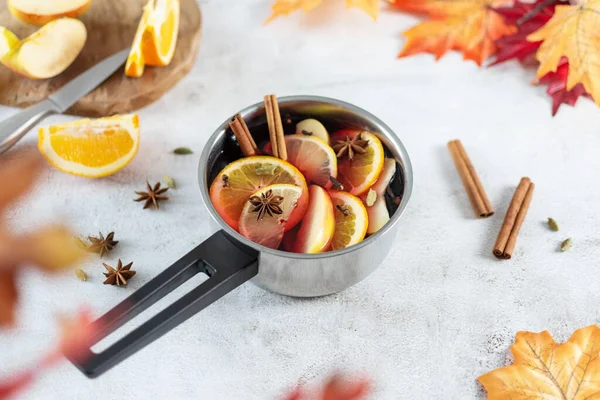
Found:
<box><xmin>0</xmin><ymin>0</ymin><xmax>201</xmax><ymax>117</ymax></box>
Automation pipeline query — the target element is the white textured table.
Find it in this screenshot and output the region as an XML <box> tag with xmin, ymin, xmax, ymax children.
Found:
<box><xmin>1</xmin><ymin>0</ymin><xmax>600</xmax><ymax>398</ymax></box>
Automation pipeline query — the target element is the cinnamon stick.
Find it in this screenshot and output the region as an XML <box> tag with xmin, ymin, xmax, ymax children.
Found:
<box><xmin>448</xmin><ymin>139</ymin><xmax>494</xmax><ymax>218</ymax></box>
<box><xmin>229</xmin><ymin>114</ymin><xmax>259</xmax><ymax>156</ymax></box>
<box><xmin>264</xmin><ymin>94</ymin><xmax>287</xmax><ymax>160</ymax></box>
<box><xmin>493</xmin><ymin>177</ymin><xmax>535</xmax><ymax>259</ymax></box>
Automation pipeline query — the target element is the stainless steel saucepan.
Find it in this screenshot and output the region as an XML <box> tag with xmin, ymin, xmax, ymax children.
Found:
<box><xmin>67</xmin><ymin>95</ymin><xmax>414</xmax><ymax>377</ymax></box>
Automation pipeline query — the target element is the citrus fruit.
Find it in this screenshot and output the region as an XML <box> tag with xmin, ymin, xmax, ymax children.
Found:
<box><xmin>295</xmin><ymin>119</ymin><xmax>329</xmax><ymax>144</ymax></box>
<box><xmin>209</xmin><ymin>156</ymin><xmax>308</xmax><ymax>231</ymax></box>
<box><xmin>8</xmin><ymin>0</ymin><xmax>91</xmax><ymax>25</ymax></box>
<box><xmin>293</xmin><ymin>185</ymin><xmax>335</xmax><ymax>254</ymax></box>
<box><xmin>280</xmin><ymin>135</ymin><xmax>337</xmax><ymax>188</ymax></box>
<box><xmin>329</xmin><ymin>190</ymin><xmax>368</xmax><ymax>251</ymax></box>
<box><xmin>239</xmin><ymin>184</ymin><xmax>304</xmax><ymax>250</ymax></box>
<box><xmin>330</xmin><ymin>130</ymin><xmax>384</xmax><ymax>196</ymax></box>
<box><xmin>38</xmin><ymin>114</ymin><xmax>140</xmax><ymax>178</ymax></box>
<box><xmin>126</xmin><ymin>0</ymin><xmax>180</xmax><ymax>77</ymax></box>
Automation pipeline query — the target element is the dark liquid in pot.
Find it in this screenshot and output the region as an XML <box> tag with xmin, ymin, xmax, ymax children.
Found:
<box><xmin>207</xmin><ymin>114</ymin><xmax>405</xmax><ymax>228</ymax></box>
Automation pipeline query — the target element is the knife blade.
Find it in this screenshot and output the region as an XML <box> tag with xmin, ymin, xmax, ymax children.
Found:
<box><xmin>0</xmin><ymin>47</ymin><xmax>131</xmax><ymax>154</ymax></box>
<box><xmin>49</xmin><ymin>48</ymin><xmax>131</xmax><ymax>112</ymax></box>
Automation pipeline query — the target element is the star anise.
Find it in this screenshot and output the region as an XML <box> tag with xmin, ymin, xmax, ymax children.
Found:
<box><xmin>332</xmin><ymin>133</ymin><xmax>369</xmax><ymax>160</ymax></box>
<box><xmin>103</xmin><ymin>259</ymin><xmax>136</xmax><ymax>286</ymax></box>
<box><xmin>248</xmin><ymin>189</ymin><xmax>284</xmax><ymax>221</ymax></box>
<box><xmin>88</xmin><ymin>231</ymin><xmax>118</xmax><ymax>258</ymax></box>
<box><xmin>134</xmin><ymin>181</ymin><xmax>169</xmax><ymax>210</ymax></box>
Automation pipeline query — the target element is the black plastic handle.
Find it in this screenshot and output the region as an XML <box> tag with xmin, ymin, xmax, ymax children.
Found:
<box><xmin>66</xmin><ymin>230</ymin><xmax>259</xmax><ymax>378</ymax></box>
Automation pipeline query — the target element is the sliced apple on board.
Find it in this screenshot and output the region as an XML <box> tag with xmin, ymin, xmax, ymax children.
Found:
<box><xmin>0</xmin><ymin>18</ymin><xmax>86</xmax><ymax>80</ymax></box>
<box><xmin>126</xmin><ymin>0</ymin><xmax>180</xmax><ymax>78</ymax></box>
<box><xmin>8</xmin><ymin>0</ymin><xmax>91</xmax><ymax>26</ymax></box>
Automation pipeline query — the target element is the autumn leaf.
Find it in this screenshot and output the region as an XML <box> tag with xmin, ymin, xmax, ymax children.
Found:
<box><xmin>538</xmin><ymin>57</ymin><xmax>591</xmax><ymax>116</ymax></box>
<box><xmin>478</xmin><ymin>325</ymin><xmax>600</xmax><ymax>399</ymax></box>
<box><xmin>266</xmin><ymin>0</ymin><xmax>379</xmax><ymax>24</ymax></box>
<box><xmin>527</xmin><ymin>0</ymin><xmax>600</xmax><ymax>107</ymax></box>
<box><xmin>391</xmin><ymin>0</ymin><xmax>517</xmax><ymax>65</ymax></box>
<box><xmin>491</xmin><ymin>0</ymin><xmax>556</xmax><ymax>65</ymax></box>
<box><xmin>0</xmin><ymin>153</ymin><xmax>85</xmax><ymax>328</ymax></box>
<box><xmin>283</xmin><ymin>375</ymin><xmax>370</xmax><ymax>400</ymax></box>
<box><xmin>0</xmin><ymin>309</ymin><xmax>97</xmax><ymax>399</ymax></box>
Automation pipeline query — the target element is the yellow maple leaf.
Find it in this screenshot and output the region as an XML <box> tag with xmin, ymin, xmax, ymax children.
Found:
<box><xmin>392</xmin><ymin>0</ymin><xmax>516</xmax><ymax>66</ymax></box>
<box><xmin>478</xmin><ymin>325</ymin><xmax>600</xmax><ymax>399</ymax></box>
<box><xmin>527</xmin><ymin>0</ymin><xmax>600</xmax><ymax>107</ymax></box>
<box><xmin>266</xmin><ymin>0</ymin><xmax>379</xmax><ymax>24</ymax></box>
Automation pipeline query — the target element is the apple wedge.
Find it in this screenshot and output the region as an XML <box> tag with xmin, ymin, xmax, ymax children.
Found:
<box><xmin>8</xmin><ymin>0</ymin><xmax>91</xmax><ymax>26</ymax></box>
<box><xmin>1</xmin><ymin>18</ymin><xmax>87</xmax><ymax>80</ymax></box>
<box><xmin>0</xmin><ymin>28</ymin><xmax>19</xmax><ymax>59</ymax></box>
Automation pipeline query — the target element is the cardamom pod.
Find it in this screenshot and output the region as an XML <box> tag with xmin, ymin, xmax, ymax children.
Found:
<box><xmin>173</xmin><ymin>147</ymin><xmax>193</xmax><ymax>155</ymax></box>
<box><xmin>547</xmin><ymin>217</ymin><xmax>559</xmax><ymax>231</ymax></box>
<box><xmin>365</xmin><ymin>189</ymin><xmax>377</xmax><ymax>207</ymax></box>
<box><xmin>163</xmin><ymin>175</ymin><xmax>176</xmax><ymax>189</ymax></box>
<box><xmin>75</xmin><ymin>268</ymin><xmax>88</xmax><ymax>281</ymax></box>
<box><xmin>560</xmin><ymin>238</ymin><xmax>572</xmax><ymax>252</ymax></box>
<box><xmin>74</xmin><ymin>236</ymin><xmax>88</xmax><ymax>250</ymax></box>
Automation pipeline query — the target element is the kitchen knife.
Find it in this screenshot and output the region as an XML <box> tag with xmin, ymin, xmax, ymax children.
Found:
<box><xmin>0</xmin><ymin>48</ymin><xmax>130</xmax><ymax>154</ymax></box>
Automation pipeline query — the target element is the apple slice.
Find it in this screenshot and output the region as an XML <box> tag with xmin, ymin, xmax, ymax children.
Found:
<box><xmin>296</xmin><ymin>119</ymin><xmax>329</xmax><ymax>144</ymax></box>
<box><xmin>366</xmin><ymin>196</ymin><xmax>389</xmax><ymax>235</ymax></box>
<box><xmin>364</xmin><ymin>158</ymin><xmax>396</xmax><ymax>235</ymax></box>
<box><xmin>8</xmin><ymin>0</ymin><xmax>91</xmax><ymax>26</ymax></box>
<box><xmin>1</xmin><ymin>18</ymin><xmax>86</xmax><ymax>79</ymax></box>
<box><xmin>293</xmin><ymin>185</ymin><xmax>335</xmax><ymax>254</ymax></box>
<box><xmin>0</xmin><ymin>28</ymin><xmax>19</xmax><ymax>58</ymax></box>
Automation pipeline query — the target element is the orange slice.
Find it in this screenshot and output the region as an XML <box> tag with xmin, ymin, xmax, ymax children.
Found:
<box><xmin>331</xmin><ymin>130</ymin><xmax>385</xmax><ymax>196</ymax></box>
<box><xmin>209</xmin><ymin>156</ymin><xmax>308</xmax><ymax>232</ymax></box>
<box><xmin>125</xmin><ymin>0</ymin><xmax>180</xmax><ymax>78</ymax></box>
<box><xmin>239</xmin><ymin>184</ymin><xmax>304</xmax><ymax>250</ymax></box>
<box><xmin>282</xmin><ymin>135</ymin><xmax>337</xmax><ymax>188</ymax></box>
<box><xmin>293</xmin><ymin>185</ymin><xmax>335</xmax><ymax>254</ymax></box>
<box><xmin>329</xmin><ymin>190</ymin><xmax>368</xmax><ymax>251</ymax></box>
<box><xmin>38</xmin><ymin>114</ymin><xmax>140</xmax><ymax>178</ymax></box>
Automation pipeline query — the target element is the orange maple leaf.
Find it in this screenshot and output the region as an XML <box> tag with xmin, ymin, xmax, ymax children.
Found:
<box><xmin>266</xmin><ymin>0</ymin><xmax>379</xmax><ymax>24</ymax></box>
<box><xmin>392</xmin><ymin>0</ymin><xmax>517</xmax><ymax>66</ymax></box>
<box><xmin>527</xmin><ymin>0</ymin><xmax>600</xmax><ymax>107</ymax></box>
<box><xmin>478</xmin><ymin>325</ymin><xmax>600</xmax><ymax>399</ymax></box>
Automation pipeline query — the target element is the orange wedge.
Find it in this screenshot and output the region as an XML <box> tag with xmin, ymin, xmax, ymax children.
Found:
<box><xmin>125</xmin><ymin>0</ymin><xmax>180</xmax><ymax>78</ymax></box>
<box><xmin>209</xmin><ymin>156</ymin><xmax>308</xmax><ymax>232</ymax></box>
<box><xmin>329</xmin><ymin>190</ymin><xmax>368</xmax><ymax>251</ymax></box>
<box><xmin>239</xmin><ymin>184</ymin><xmax>304</xmax><ymax>250</ymax></box>
<box><xmin>38</xmin><ymin>114</ymin><xmax>140</xmax><ymax>178</ymax></box>
<box><xmin>293</xmin><ymin>185</ymin><xmax>335</xmax><ymax>254</ymax></box>
<box><xmin>331</xmin><ymin>130</ymin><xmax>385</xmax><ymax>196</ymax></box>
<box><xmin>281</xmin><ymin>135</ymin><xmax>337</xmax><ymax>188</ymax></box>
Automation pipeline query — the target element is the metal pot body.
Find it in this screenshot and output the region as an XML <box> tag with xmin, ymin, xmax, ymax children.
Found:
<box><xmin>199</xmin><ymin>96</ymin><xmax>413</xmax><ymax>297</ymax></box>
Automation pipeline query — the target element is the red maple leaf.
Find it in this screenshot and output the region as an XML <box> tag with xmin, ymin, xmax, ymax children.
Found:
<box><xmin>538</xmin><ymin>57</ymin><xmax>591</xmax><ymax>116</ymax></box>
<box><xmin>490</xmin><ymin>0</ymin><xmax>556</xmax><ymax>65</ymax></box>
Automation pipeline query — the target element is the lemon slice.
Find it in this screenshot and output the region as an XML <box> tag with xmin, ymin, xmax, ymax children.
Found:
<box><xmin>329</xmin><ymin>190</ymin><xmax>368</xmax><ymax>251</ymax></box>
<box><xmin>38</xmin><ymin>114</ymin><xmax>140</xmax><ymax>178</ymax></box>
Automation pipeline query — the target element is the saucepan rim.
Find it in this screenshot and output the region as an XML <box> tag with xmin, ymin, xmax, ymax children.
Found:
<box><xmin>198</xmin><ymin>95</ymin><xmax>413</xmax><ymax>260</ymax></box>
